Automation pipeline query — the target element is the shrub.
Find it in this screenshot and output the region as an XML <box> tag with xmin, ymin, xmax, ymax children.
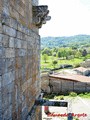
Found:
<box><xmin>79</xmin><ymin>93</ymin><xmax>83</xmax><ymax>97</ymax></box>
<box><xmin>69</xmin><ymin>92</ymin><xmax>77</xmax><ymax>97</ymax></box>
<box><xmin>44</xmin><ymin>93</ymin><xmax>55</xmax><ymax>99</ymax></box>
<box><xmin>74</xmin><ymin>63</ymin><xmax>80</xmax><ymax>68</ymax></box>
<box><xmin>85</xmin><ymin>92</ymin><xmax>88</xmax><ymax>95</ymax></box>
<box><xmin>54</xmin><ymin>95</ymin><xmax>64</xmax><ymax>100</ymax></box>
<box><xmin>74</xmin><ymin>118</ymin><xmax>79</xmax><ymax>120</ymax></box>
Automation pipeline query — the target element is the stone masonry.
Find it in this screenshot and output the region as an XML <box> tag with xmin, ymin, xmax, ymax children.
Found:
<box><xmin>41</xmin><ymin>73</ymin><xmax>90</xmax><ymax>94</ymax></box>
<box><xmin>0</xmin><ymin>0</ymin><xmax>41</xmax><ymax>120</ymax></box>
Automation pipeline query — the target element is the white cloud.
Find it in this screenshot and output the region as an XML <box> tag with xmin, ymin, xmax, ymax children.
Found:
<box><xmin>39</xmin><ymin>0</ymin><xmax>90</xmax><ymax>37</ymax></box>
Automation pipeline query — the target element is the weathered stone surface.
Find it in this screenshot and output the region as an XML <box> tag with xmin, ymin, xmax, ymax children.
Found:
<box><xmin>4</xmin><ymin>58</ymin><xmax>15</xmax><ymax>73</ymax></box>
<box><xmin>9</xmin><ymin>37</ymin><xmax>14</xmax><ymax>48</ymax></box>
<box><xmin>0</xmin><ymin>58</ymin><xmax>5</xmax><ymax>75</ymax></box>
<box><xmin>41</xmin><ymin>74</ymin><xmax>90</xmax><ymax>94</ymax></box>
<box><xmin>18</xmin><ymin>49</ymin><xmax>26</xmax><ymax>57</ymax></box>
<box><xmin>0</xmin><ymin>46</ymin><xmax>5</xmax><ymax>58</ymax></box>
<box><xmin>0</xmin><ymin>22</ymin><xmax>2</xmax><ymax>30</ymax></box>
<box><xmin>5</xmin><ymin>48</ymin><xmax>15</xmax><ymax>58</ymax></box>
<box><xmin>0</xmin><ymin>0</ymin><xmax>41</xmax><ymax>120</ymax></box>
<box><xmin>2</xmin><ymin>71</ymin><xmax>15</xmax><ymax>87</ymax></box>
<box><xmin>0</xmin><ymin>88</ymin><xmax>2</xmax><ymax>120</ymax></box>
<box><xmin>15</xmin><ymin>38</ymin><xmax>22</xmax><ymax>48</ymax></box>
<box><xmin>0</xmin><ymin>34</ymin><xmax>3</xmax><ymax>46</ymax></box>
<box><xmin>3</xmin><ymin>25</ymin><xmax>16</xmax><ymax>37</ymax></box>
<box><xmin>0</xmin><ymin>76</ymin><xmax>2</xmax><ymax>89</ymax></box>
<box><xmin>2</xmin><ymin>34</ymin><xmax>9</xmax><ymax>47</ymax></box>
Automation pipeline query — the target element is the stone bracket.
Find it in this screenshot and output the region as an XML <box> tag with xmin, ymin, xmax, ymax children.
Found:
<box><xmin>32</xmin><ymin>5</ymin><xmax>51</xmax><ymax>28</ymax></box>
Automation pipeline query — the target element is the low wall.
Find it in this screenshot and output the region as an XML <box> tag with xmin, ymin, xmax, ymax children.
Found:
<box><xmin>41</xmin><ymin>73</ymin><xmax>90</xmax><ymax>94</ymax></box>
<box><xmin>41</xmin><ymin>73</ymin><xmax>50</xmax><ymax>93</ymax></box>
<box><xmin>49</xmin><ymin>78</ymin><xmax>90</xmax><ymax>94</ymax></box>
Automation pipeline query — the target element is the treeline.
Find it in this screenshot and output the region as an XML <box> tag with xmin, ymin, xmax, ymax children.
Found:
<box><xmin>41</xmin><ymin>47</ymin><xmax>90</xmax><ymax>63</ymax></box>
<box><xmin>41</xmin><ymin>35</ymin><xmax>90</xmax><ymax>49</ymax></box>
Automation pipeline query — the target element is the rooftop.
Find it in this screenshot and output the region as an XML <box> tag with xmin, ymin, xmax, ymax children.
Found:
<box><xmin>49</xmin><ymin>73</ymin><xmax>90</xmax><ymax>83</ymax></box>
<box><xmin>73</xmin><ymin>67</ymin><xmax>89</xmax><ymax>72</ymax></box>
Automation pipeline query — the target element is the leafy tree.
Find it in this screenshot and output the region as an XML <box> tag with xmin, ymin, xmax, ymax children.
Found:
<box><xmin>52</xmin><ymin>52</ymin><xmax>57</xmax><ymax>57</ymax></box>
<box><xmin>43</xmin><ymin>54</ymin><xmax>48</xmax><ymax>63</ymax></box>
<box><xmin>52</xmin><ymin>47</ymin><xmax>58</xmax><ymax>53</ymax></box>
<box><xmin>42</xmin><ymin>48</ymin><xmax>52</xmax><ymax>56</ymax></box>
<box><xmin>57</xmin><ymin>51</ymin><xmax>61</xmax><ymax>58</ymax></box>
<box><xmin>72</xmin><ymin>50</ymin><xmax>77</xmax><ymax>58</ymax></box>
<box><xmin>82</xmin><ymin>49</ymin><xmax>87</xmax><ymax>57</ymax></box>
<box><xmin>52</xmin><ymin>60</ymin><xmax>58</xmax><ymax>68</ymax></box>
<box><xmin>75</xmin><ymin>51</ymin><xmax>82</xmax><ymax>58</ymax></box>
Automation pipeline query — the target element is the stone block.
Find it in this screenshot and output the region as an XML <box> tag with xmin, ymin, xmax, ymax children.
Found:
<box><xmin>1</xmin><ymin>16</ymin><xmax>17</xmax><ymax>30</ymax></box>
<box><xmin>74</xmin><ymin>82</ymin><xmax>86</xmax><ymax>92</ymax></box>
<box><xmin>18</xmin><ymin>23</ymin><xmax>25</xmax><ymax>33</ymax></box>
<box><xmin>4</xmin><ymin>58</ymin><xmax>15</xmax><ymax>73</ymax></box>
<box><xmin>10</xmin><ymin>6</ymin><xmax>19</xmax><ymax>21</ymax></box>
<box><xmin>17</xmin><ymin>31</ymin><xmax>23</xmax><ymax>39</ymax></box>
<box><xmin>9</xmin><ymin>18</ymin><xmax>18</xmax><ymax>29</ymax></box>
<box><xmin>2</xmin><ymin>91</ymin><xmax>9</xmax><ymax>113</ymax></box>
<box><xmin>0</xmin><ymin>76</ymin><xmax>1</xmax><ymax>88</ymax></box>
<box><xmin>0</xmin><ymin>34</ymin><xmax>3</xmax><ymax>46</ymax></box>
<box><xmin>62</xmin><ymin>80</ymin><xmax>73</xmax><ymax>93</ymax></box>
<box><xmin>2</xmin><ymin>34</ymin><xmax>9</xmax><ymax>47</ymax></box>
<box><xmin>5</xmin><ymin>48</ymin><xmax>15</xmax><ymax>58</ymax></box>
<box><xmin>3</xmin><ymin>25</ymin><xmax>16</xmax><ymax>37</ymax></box>
<box><xmin>18</xmin><ymin>49</ymin><xmax>26</xmax><ymax>57</ymax></box>
<box><xmin>86</xmin><ymin>83</ymin><xmax>90</xmax><ymax>91</ymax></box>
<box><xmin>0</xmin><ymin>58</ymin><xmax>5</xmax><ymax>75</ymax></box>
<box><xmin>3</xmin><ymin>5</ymin><xmax>10</xmax><ymax>16</ymax></box>
<box><xmin>18</xmin><ymin>5</ymin><xmax>25</xmax><ymax>16</ymax></box>
<box><xmin>15</xmin><ymin>38</ymin><xmax>22</xmax><ymax>48</ymax></box>
<box><xmin>21</xmin><ymin>107</ymin><xmax>28</xmax><ymax>120</ymax></box>
<box><xmin>0</xmin><ymin>22</ymin><xmax>2</xmax><ymax>33</ymax></box>
<box><xmin>2</xmin><ymin>71</ymin><xmax>15</xmax><ymax>87</ymax></box>
<box><xmin>9</xmin><ymin>37</ymin><xmax>14</xmax><ymax>48</ymax></box>
<box><xmin>3</xmin><ymin>106</ymin><xmax>12</xmax><ymax>120</ymax></box>
<box><xmin>22</xmin><ymin>40</ymin><xmax>27</xmax><ymax>49</ymax></box>
<box><xmin>0</xmin><ymin>46</ymin><xmax>5</xmax><ymax>58</ymax></box>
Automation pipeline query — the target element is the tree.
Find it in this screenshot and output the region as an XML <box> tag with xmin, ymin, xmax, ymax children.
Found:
<box><xmin>75</xmin><ymin>51</ymin><xmax>82</xmax><ymax>58</ymax></box>
<box><xmin>82</xmin><ymin>49</ymin><xmax>87</xmax><ymax>57</ymax></box>
<box><xmin>52</xmin><ymin>60</ymin><xmax>58</xmax><ymax>68</ymax></box>
<box><xmin>57</xmin><ymin>51</ymin><xmax>61</xmax><ymax>58</ymax></box>
<box><xmin>52</xmin><ymin>52</ymin><xmax>57</xmax><ymax>57</ymax></box>
<box><xmin>43</xmin><ymin>54</ymin><xmax>48</xmax><ymax>63</ymax></box>
<box><xmin>42</xmin><ymin>48</ymin><xmax>52</xmax><ymax>56</ymax></box>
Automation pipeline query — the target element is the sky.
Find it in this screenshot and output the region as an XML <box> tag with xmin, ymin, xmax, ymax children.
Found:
<box><xmin>39</xmin><ymin>0</ymin><xmax>90</xmax><ymax>37</ymax></box>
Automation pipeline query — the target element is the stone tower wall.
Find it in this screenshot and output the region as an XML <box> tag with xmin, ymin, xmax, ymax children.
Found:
<box><xmin>0</xmin><ymin>0</ymin><xmax>41</xmax><ymax>119</ymax></box>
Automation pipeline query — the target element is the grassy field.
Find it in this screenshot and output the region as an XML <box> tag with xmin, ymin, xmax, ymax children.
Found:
<box><xmin>41</xmin><ymin>55</ymin><xmax>84</xmax><ymax>70</ymax></box>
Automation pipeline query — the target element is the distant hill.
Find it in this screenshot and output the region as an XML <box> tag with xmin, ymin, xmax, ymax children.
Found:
<box><xmin>41</xmin><ymin>35</ymin><xmax>90</xmax><ymax>49</ymax></box>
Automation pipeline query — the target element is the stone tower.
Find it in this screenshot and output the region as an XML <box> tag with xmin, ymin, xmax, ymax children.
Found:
<box><xmin>0</xmin><ymin>0</ymin><xmax>50</xmax><ymax>119</ymax></box>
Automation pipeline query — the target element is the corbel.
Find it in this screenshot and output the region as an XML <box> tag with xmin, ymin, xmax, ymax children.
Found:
<box><xmin>32</xmin><ymin>5</ymin><xmax>51</xmax><ymax>28</ymax></box>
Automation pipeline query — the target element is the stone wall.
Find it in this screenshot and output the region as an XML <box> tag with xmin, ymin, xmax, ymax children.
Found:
<box><xmin>41</xmin><ymin>73</ymin><xmax>50</xmax><ymax>93</ymax></box>
<box><xmin>41</xmin><ymin>74</ymin><xmax>90</xmax><ymax>94</ymax></box>
<box><xmin>0</xmin><ymin>0</ymin><xmax>41</xmax><ymax>120</ymax></box>
<box><xmin>49</xmin><ymin>78</ymin><xmax>90</xmax><ymax>94</ymax></box>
